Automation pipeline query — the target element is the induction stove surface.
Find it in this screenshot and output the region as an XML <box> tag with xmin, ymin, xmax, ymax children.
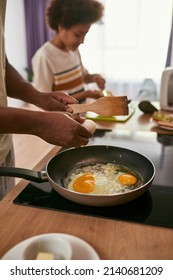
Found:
<box><xmin>13</xmin><ymin>181</ymin><xmax>173</xmax><ymax>229</ymax></box>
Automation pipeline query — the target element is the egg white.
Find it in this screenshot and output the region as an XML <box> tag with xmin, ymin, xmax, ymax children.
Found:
<box><xmin>63</xmin><ymin>163</ymin><xmax>141</xmax><ymax>195</ymax></box>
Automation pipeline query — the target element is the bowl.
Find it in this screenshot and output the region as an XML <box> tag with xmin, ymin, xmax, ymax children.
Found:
<box><xmin>23</xmin><ymin>234</ymin><xmax>72</xmax><ymax>260</ymax></box>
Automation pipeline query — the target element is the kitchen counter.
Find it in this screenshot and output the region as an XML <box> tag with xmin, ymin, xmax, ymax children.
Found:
<box><xmin>0</xmin><ymin>102</ymin><xmax>173</xmax><ymax>260</ymax></box>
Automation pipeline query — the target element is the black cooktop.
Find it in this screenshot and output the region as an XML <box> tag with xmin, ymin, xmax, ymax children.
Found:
<box><xmin>13</xmin><ymin>181</ymin><xmax>173</xmax><ymax>229</ymax></box>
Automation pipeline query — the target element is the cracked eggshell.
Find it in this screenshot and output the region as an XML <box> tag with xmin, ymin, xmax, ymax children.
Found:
<box><xmin>82</xmin><ymin>119</ymin><xmax>96</xmax><ymax>134</ymax></box>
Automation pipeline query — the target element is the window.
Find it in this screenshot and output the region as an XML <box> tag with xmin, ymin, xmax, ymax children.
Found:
<box><xmin>80</xmin><ymin>0</ymin><xmax>172</xmax><ymax>98</ymax></box>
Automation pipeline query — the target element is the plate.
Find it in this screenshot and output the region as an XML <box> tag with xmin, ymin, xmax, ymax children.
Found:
<box><xmin>151</xmin><ymin>117</ymin><xmax>173</xmax><ymax>131</ymax></box>
<box><xmin>157</xmin><ymin>124</ymin><xmax>173</xmax><ymax>131</ymax></box>
<box><xmin>1</xmin><ymin>233</ymin><xmax>100</xmax><ymax>260</ymax></box>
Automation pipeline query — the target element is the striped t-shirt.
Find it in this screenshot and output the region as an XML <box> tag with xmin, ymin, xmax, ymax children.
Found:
<box><xmin>32</xmin><ymin>42</ymin><xmax>86</xmax><ymax>96</ymax></box>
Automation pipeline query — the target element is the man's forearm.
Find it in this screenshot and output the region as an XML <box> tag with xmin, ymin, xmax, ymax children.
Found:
<box><xmin>5</xmin><ymin>60</ymin><xmax>40</xmax><ymax>105</ymax></box>
<box><xmin>0</xmin><ymin>106</ymin><xmax>41</xmax><ymax>135</ymax></box>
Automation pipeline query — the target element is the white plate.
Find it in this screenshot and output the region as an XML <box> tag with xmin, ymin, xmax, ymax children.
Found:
<box><xmin>1</xmin><ymin>233</ymin><xmax>100</xmax><ymax>260</ymax></box>
<box><xmin>151</xmin><ymin>117</ymin><xmax>173</xmax><ymax>131</ymax></box>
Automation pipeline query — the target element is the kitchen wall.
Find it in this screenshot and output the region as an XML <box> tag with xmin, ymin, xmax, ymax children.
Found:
<box><xmin>5</xmin><ymin>0</ymin><xmax>27</xmax><ymax>79</ymax></box>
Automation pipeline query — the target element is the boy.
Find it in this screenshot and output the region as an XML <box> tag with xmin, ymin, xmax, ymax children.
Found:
<box><xmin>32</xmin><ymin>0</ymin><xmax>105</xmax><ymax>102</ymax></box>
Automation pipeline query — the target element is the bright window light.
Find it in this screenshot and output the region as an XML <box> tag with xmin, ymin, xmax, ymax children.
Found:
<box><xmin>80</xmin><ymin>0</ymin><xmax>172</xmax><ymax>95</ymax></box>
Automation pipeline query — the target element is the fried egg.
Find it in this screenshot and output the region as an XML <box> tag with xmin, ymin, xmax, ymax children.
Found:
<box><xmin>62</xmin><ymin>163</ymin><xmax>142</xmax><ymax>195</ymax></box>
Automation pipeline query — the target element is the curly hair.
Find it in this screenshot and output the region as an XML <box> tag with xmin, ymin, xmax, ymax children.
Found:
<box><xmin>46</xmin><ymin>0</ymin><xmax>104</xmax><ymax>31</ymax></box>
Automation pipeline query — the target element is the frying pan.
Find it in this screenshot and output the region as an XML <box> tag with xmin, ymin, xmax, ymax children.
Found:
<box><xmin>0</xmin><ymin>145</ymin><xmax>155</xmax><ymax>206</ymax></box>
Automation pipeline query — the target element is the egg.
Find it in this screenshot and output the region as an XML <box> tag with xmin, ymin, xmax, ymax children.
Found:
<box><xmin>82</xmin><ymin>119</ymin><xmax>96</xmax><ymax>134</ymax></box>
<box><xmin>62</xmin><ymin>163</ymin><xmax>141</xmax><ymax>195</ymax></box>
<box><xmin>118</xmin><ymin>174</ymin><xmax>137</xmax><ymax>185</ymax></box>
<box><xmin>72</xmin><ymin>174</ymin><xmax>95</xmax><ymax>193</ymax></box>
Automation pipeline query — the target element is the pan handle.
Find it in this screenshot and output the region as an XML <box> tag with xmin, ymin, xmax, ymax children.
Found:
<box><xmin>0</xmin><ymin>167</ymin><xmax>48</xmax><ymax>183</ymax></box>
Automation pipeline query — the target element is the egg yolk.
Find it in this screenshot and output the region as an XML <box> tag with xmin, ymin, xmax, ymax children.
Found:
<box><xmin>118</xmin><ymin>173</ymin><xmax>137</xmax><ymax>186</ymax></box>
<box><xmin>72</xmin><ymin>174</ymin><xmax>95</xmax><ymax>193</ymax></box>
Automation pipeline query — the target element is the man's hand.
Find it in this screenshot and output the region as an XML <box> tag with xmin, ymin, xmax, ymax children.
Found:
<box><xmin>35</xmin><ymin>91</ymin><xmax>78</xmax><ymax>112</ymax></box>
<box><xmin>35</xmin><ymin>112</ymin><xmax>92</xmax><ymax>147</ymax></box>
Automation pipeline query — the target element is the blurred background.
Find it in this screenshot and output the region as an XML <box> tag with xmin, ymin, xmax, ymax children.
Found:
<box><xmin>5</xmin><ymin>0</ymin><xmax>173</xmax><ymax>101</ymax></box>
